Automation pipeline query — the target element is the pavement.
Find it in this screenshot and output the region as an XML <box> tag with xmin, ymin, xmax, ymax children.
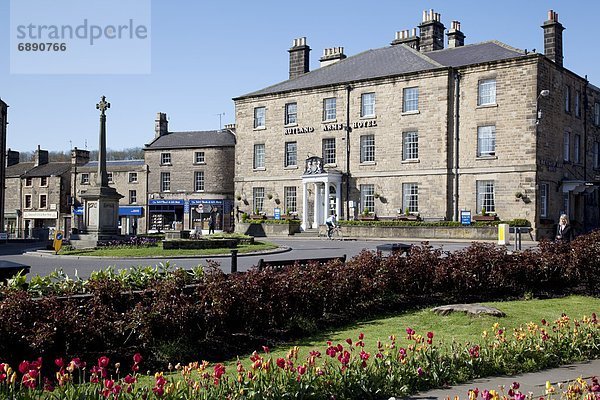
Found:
<box><xmin>407</xmin><ymin>359</ymin><xmax>600</xmax><ymax>399</ymax></box>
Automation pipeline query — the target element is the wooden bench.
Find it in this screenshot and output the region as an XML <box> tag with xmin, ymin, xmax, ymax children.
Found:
<box><xmin>257</xmin><ymin>255</ymin><xmax>347</xmax><ymax>271</ymax></box>
<box><xmin>376</xmin><ymin>243</ymin><xmax>411</xmax><ymax>256</ymax></box>
<box><xmin>0</xmin><ymin>260</ymin><xmax>30</xmax><ymax>282</ymax></box>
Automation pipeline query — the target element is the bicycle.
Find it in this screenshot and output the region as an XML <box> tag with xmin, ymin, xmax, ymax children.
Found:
<box><xmin>328</xmin><ymin>225</ymin><xmax>344</xmax><ymax>240</ymax></box>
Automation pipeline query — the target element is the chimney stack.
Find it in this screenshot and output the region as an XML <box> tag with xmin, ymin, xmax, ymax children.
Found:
<box><xmin>391</xmin><ymin>28</ymin><xmax>420</xmax><ymax>50</ymax></box>
<box><xmin>155</xmin><ymin>112</ymin><xmax>168</xmax><ymax>139</ymax></box>
<box><xmin>542</xmin><ymin>10</ymin><xmax>564</xmax><ymax>68</ymax></box>
<box><xmin>447</xmin><ymin>21</ymin><xmax>465</xmax><ymax>48</ymax></box>
<box><xmin>71</xmin><ymin>147</ymin><xmax>90</xmax><ymax>166</ymax></box>
<box><xmin>419</xmin><ymin>9</ymin><xmax>445</xmax><ymax>52</ymax></box>
<box><xmin>6</xmin><ymin>149</ymin><xmax>19</xmax><ymax>167</ymax></box>
<box><xmin>34</xmin><ymin>145</ymin><xmax>48</xmax><ymax>167</ymax></box>
<box><xmin>319</xmin><ymin>47</ymin><xmax>347</xmax><ymax>68</ymax></box>
<box><xmin>288</xmin><ymin>37</ymin><xmax>311</xmax><ymax>79</ymax></box>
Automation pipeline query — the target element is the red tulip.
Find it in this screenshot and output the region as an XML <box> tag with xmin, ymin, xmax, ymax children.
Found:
<box><xmin>133</xmin><ymin>353</ymin><xmax>143</xmax><ymax>364</ymax></box>
<box><xmin>98</xmin><ymin>356</ymin><xmax>110</xmax><ymax>368</ymax></box>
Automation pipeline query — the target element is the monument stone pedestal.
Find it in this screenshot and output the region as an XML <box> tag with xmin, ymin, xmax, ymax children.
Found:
<box><xmin>71</xmin><ymin>186</ymin><xmax>124</xmax><ymax>249</ymax></box>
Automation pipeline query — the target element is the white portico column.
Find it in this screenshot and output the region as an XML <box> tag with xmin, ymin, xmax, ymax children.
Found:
<box><xmin>313</xmin><ymin>182</ymin><xmax>319</xmax><ymax>229</ymax></box>
<box><xmin>336</xmin><ymin>182</ymin><xmax>342</xmax><ymax>218</ymax></box>
<box><xmin>302</xmin><ymin>182</ymin><xmax>309</xmax><ymax>230</ymax></box>
<box><xmin>324</xmin><ymin>181</ymin><xmax>330</xmax><ymax>218</ymax></box>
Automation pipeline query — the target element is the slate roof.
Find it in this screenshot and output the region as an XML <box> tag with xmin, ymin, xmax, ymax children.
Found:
<box><xmin>237</xmin><ymin>41</ymin><xmax>525</xmax><ymax>99</ymax></box>
<box><xmin>5</xmin><ymin>162</ymin><xmax>35</xmax><ymax>178</ymax></box>
<box><xmin>21</xmin><ymin>162</ymin><xmax>71</xmax><ymax>178</ymax></box>
<box><xmin>144</xmin><ymin>129</ymin><xmax>236</xmax><ymax>150</ymax></box>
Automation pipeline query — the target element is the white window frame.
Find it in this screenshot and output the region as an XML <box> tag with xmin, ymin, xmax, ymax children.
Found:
<box><xmin>540</xmin><ymin>183</ymin><xmax>548</xmax><ymax>218</ymax></box>
<box><xmin>39</xmin><ymin>194</ymin><xmax>47</xmax><ymax>209</ymax></box>
<box><xmin>24</xmin><ymin>194</ymin><xmax>32</xmax><ymax>209</ymax></box>
<box><xmin>476</xmin><ymin>180</ymin><xmax>495</xmax><ymax>213</ymax></box>
<box><xmin>477</xmin><ymin>125</ymin><xmax>496</xmax><ymax>157</ymax></box>
<box><xmin>253</xmin><ymin>143</ymin><xmax>265</xmax><ymax>169</ymax></box>
<box><xmin>360</xmin><ymin>184</ymin><xmax>375</xmax><ymax>214</ymax></box>
<box><xmin>323</xmin><ymin>97</ymin><xmax>336</xmax><ymax>121</ymax></box>
<box><xmin>285</xmin><ymin>103</ymin><xmax>297</xmax><ymax>125</ymax></box>
<box><xmin>322</xmin><ymin>138</ymin><xmax>336</xmax><ymax>165</ymax></box>
<box><xmin>194</xmin><ymin>171</ymin><xmax>205</xmax><ymax>192</ymax></box>
<box><xmin>403</xmin><ymin>87</ymin><xmax>419</xmax><ymax>112</ymax></box>
<box><xmin>194</xmin><ymin>151</ymin><xmax>205</xmax><ymax>164</ymax></box>
<box><xmin>81</xmin><ymin>173</ymin><xmax>89</xmax><ymax>185</ymax></box>
<box><xmin>575</xmin><ymin>90</ymin><xmax>581</xmax><ymax>117</ymax></box>
<box><xmin>284</xmin><ymin>141</ymin><xmax>297</xmax><ymax>167</ymax></box>
<box><xmin>129</xmin><ymin>190</ymin><xmax>137</xmax><ymax>204</ymax></box>
<box><xmin>25</xmin><ymin>177</ymin><xmax>32</xmax><ymax>187</ymax></box>
<box><xmin>360</xmin><ymin>134</ymin><xmax>375</xmax><ymax>163</ymax></box>
<box><xmin>563</xmin><ymin>131</ymin><xmax>570</xmax><ymax>162</ymax></box>
<box><xmin>478</xmin><ymin>79</ymin><xmax>496</xmax><ymax>106</ymax></box>
<box><xmin>161</xmin><ymin>152</ymin><xmax>171</xmax><ymax>165</ymax></box>
<box><xmin>128</xmin><ymin>172</ymin><xmax>138</xmax><ymax>183</ymax></box>
<box><xmin>253</xmin><ymin>187</ymin><xmax>265</xmax><ymax>212</ymax></box>
<box><xmin>402</xmin><ymin>131</ymin><xmax>418</xmax><ymax>160</ymax></box>
<box><xmin>361</xmin><ymin>93</ymin><xmax>375</xmax><ymax>117</ymax></box>
<box><xmin>565</xmin><ymin>85</ymin><xmax>571</xmax><ymax>113</ymax></box>
<box><xmin>40</xmin><ymin>177</ymin><xmax>48</xmax><ymax>187</ymax></box>
<box><xmin>563</xmin><ymin>193</ymin><xmax>570</xmax><ymax>218</ymax></box>
<box><xmin>254</xmin><ymin>107</ymin><xmax>266</xmax><ymax>129</ymax></box>
<box><xmin>161</xmin><ymin>172</ymin><xmax>171</xmax><ymax>192</ymax></box>
<box><xmin>284</xmin><ymin>186</ymin><xmax>297</xmax><ymax>213</ymax></box>
<box><xmin>402</xmin><ymin>183</ymin><xmax>419</xmax><ymax>213</ymax></box>
<box><xmin>574</xmin><ymin>134</ymin><xmax>581</xmax><ymax>164</ymax></box>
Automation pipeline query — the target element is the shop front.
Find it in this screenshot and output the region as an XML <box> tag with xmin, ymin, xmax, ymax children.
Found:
<box><xmin>119</xmin><ymin>206</ymin><xmax>144</xmax><ymax>235</ymax></box>
<box><xmin>22</xmin><ymin>210</ymin><xmax>58</xmax><ymax>240</ymax></box>
<box><xmin>188</xmin><ymin>199</ymin><xmax>234</xmax><ymax>233</ymax></box>
<box><xmin>148</xmin><ymin>199</ymin><xmax>184</xmax><ymax>232</ymax></box>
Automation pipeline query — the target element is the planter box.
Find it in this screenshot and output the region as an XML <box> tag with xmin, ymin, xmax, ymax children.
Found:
<box><xmin>472</xmin><ymin>215</ymin><xmax>498</xmax><ymax>222</ymax></box>
<box><xmin>397</xmin><ymin>215</ymin><xmax>420</xmax><ymax>221</ymax></box>
<box><xmin>235</xmin><ymin>221</ymin><xmax>301</xmax><ymax>237</ymax></box>
<box><xmin>341</xmin><ymin>225</ymin><xmax>499</xmax><ymax>240</ymax></box>
<box><xmin>359</xmin><ymin>215</ymin><xmax>378</xmax><ymax>221</ymax></box>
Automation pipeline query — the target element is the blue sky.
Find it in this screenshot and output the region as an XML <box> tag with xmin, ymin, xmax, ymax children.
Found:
<box><xmin>1</xmin><ymin>0</ymin><xmax>599</xmax><ymax>153</ymax></box>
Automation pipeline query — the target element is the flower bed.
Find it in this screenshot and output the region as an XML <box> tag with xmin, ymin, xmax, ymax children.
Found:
<box><xmin>0</xmin><ymin>315</ymin><xmax>597</xmax><ymax>399</ymax></box>
<box><xmin>0</xmin><ymin>231</ymin><xmax>599</xmax><ymax>372</ymax></box>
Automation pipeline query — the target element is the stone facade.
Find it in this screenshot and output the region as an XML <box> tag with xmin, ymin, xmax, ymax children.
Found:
<box><xmin>0</xmin><ymin>99</ymin><xmax>7</xmax><ymax>235</ymax></box>
<box><xmin>144</xmin><ymin>114</ymin><xmax>236</xmax><ymax>233</ymax></box>
<box><xmin>233</xmin><ymin>10</ymin><xmax>600</xmax><ymax>239</ymax></box>
<box><xmin>74</xmin><ymin>157</ymin><xmax>148</xmax><ymax>235</ymax></box>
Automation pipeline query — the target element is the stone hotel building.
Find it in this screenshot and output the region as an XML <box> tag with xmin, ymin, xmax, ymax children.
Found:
<box><xmin>233</xmin><ymin>9</ymin><xmax>600</xmax><ymax>238</ymax></box>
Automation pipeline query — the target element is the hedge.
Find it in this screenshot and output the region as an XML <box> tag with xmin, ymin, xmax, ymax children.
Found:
<box><xmin>0</xmin><ymin>230</ymin><xmax>598</xmax><ymax>369</ymax></box>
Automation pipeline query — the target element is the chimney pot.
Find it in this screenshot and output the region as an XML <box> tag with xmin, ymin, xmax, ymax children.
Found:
<box><xmin>319</xmin><ymin>46</ymin><xmax>346</xmax><ymax>68</ymax></box>
<box><xmin>155</xmin><ymin>112</ymin><xmax>168</xmax><ymax>139</ymax></box>
<box><xmin>419</xmin><ymin>9</ymin><xmax>445</xmax><ymax>52</ymax></box>
<box><xmin>542</xmin><ymin>9</ymin><xmax>564</xmax><ymax>67</ymax></box>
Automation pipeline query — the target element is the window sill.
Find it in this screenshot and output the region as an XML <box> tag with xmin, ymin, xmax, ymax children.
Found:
<box><xmin>401</xmin><ymin>159</ymin><xmax>420</xmax><ymax>164</ymax></box>
<box><xmin>160</xmin><ymin>163</ymin><xmax>172</xmax><ymax>167</ymax></box>
<box><xmin>128</xmin><ymin>181</ymin><xmax>139</xmax><ymax>184</ymax></box>
<box><xmin>193</xmin><ymin>162</ymin><xmax>206</xmax><ymax>166</ymax></box>
<box><xmin>359</xmin><ymin>115</ymin><xmax>376</xmax><ymax>120</ymax></box>
<box><xmin>322</xmin><ymin>119</ymin><xmax>337</xmax><ymax>124</ymax></box>
<box><xmin>253</xmin><ymin>126</ymin><xmax>266</xmax><ymax>131</ymax></box>
<box><xmin>476</xmin><ymin>103</ymin><xmax>498</xmax><ymax>109</ymax></box>
<box><xmin>284</xmin><ymin>123</ymin><xmax>298</xmax><ymax>128</ymax></box>
<box><xmin>360</xmin><ymin>161</ymin><xmax>377</xmax><ymax>166</ymax></box>
<box><xmin>401</xmin><ymin>110</ymin><xmax>420</xmax><ymax>116</ymax></box>
<box><xmin>253</xmin><ymin>167</ymin><xmax>266</xmax><ymax>171</ymax></box>
<box><xmin>284</xmin><ymin>166</ymin><xmax>298</xmax><ymax>170</ymax></box>
<box><xmin>476</xmin><ymin>155</ymin><xmax>498</xmax><ymax>160</ymax></box>
<box><xmin>195</xmin><ymin>191</ymin><xmax>205</xmax><ymax>193</ymax></box>
<box><xmin>324</xmin><ymin>163</ymin><xmax>337</xmax><ymax>168</ymax></box>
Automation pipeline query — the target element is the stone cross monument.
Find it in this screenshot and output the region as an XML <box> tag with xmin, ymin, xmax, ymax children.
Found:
<box><xmin>71</xmin><ymin>96</ymin><xmax>123</xmax><ymax>248</ymax></box>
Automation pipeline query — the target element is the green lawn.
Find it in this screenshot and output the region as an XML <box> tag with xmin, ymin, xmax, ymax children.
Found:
<box><xmin>226</xmin><ymin>295</ymin><xmax>599</xmax><ymax>370</ymax></box>
<box><xmin>59</xmin><ymin>241</ymin><xmax>278</xmax><ymax>257</ymax></box>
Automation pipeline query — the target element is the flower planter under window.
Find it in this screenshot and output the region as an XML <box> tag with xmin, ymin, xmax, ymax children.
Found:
<box><xmin>472</xmin><ymin>215</ymin><xmax>498</xmax><ymax>222</ymax></box>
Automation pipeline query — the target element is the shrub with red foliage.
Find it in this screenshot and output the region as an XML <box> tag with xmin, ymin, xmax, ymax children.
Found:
<box><xmin>0</xmin><ymin>232</ymin><xmax>598</xmax><ymax>368</ymax></box>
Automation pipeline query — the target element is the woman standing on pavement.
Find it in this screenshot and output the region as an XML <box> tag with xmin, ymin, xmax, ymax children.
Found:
<box><xmin>555</xmin><ymin>214</ymin><xmax>574</xmax><ymax>243</ymax></box>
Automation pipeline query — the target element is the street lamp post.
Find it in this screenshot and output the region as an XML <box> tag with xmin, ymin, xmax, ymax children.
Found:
<box><xmin>536</xmin><ymin>89</ymin><xmax>550</xmax><ymax>125</ymax></box>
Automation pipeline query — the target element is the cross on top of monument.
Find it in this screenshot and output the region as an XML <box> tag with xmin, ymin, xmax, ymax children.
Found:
<box><xmin>96</xmin><ymin>96</ymin><xmax>110</xmax><ymax>115</ymax></box>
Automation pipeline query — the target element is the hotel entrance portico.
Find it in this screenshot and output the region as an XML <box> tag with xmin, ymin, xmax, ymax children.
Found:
<box><xmin>301</xmin><ymin>156</ymin><xmax>342</xmax><ymax>230</ymax></box>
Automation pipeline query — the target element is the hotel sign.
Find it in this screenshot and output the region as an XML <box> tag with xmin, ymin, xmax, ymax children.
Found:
<box><xmin>284</xmin><ymin>126</ymin><xmax>315</xmax><ymax>135</ymax></box>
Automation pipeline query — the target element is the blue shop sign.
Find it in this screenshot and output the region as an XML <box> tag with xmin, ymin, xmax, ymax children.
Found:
<box><xmin>149</xmin><ymin>199</ymin><xmax>184</xmax><ymax>205</ymax></box>
<box><xmin>119</xmin><ymin>206</ymin><xmax>144</xmax><ymax>216</ymax></box>
<box><xmin>189</xmin><ymin>199</ymin><xmax>223</xmax><ymax>205</ymax></box>
<box><xmin>460</xmin><ymin>210</ymin><xmax>472</xmax><ymax>225</ymax></box>
<box><xmin>73</xmin><ymin>206</ymin><xmax>83</xmax><ymax>215</ymax></box>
